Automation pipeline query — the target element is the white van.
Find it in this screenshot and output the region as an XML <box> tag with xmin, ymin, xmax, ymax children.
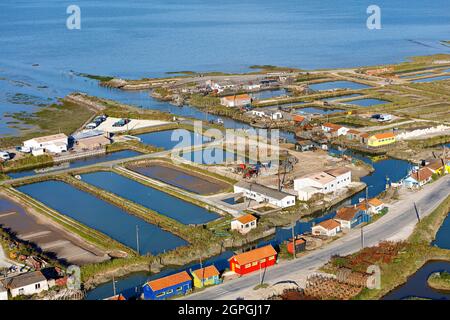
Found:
<box><xmin>86</xmin><ymin>122</ymin><xmax>98</xmax><ymax>129</ymax></box>
<box><xmin>0</xmin><ymin>151</ymin><xmax>11</xmax><ymax>161</ymax></box>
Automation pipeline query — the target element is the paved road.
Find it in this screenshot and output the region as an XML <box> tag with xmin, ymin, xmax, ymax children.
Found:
<box><xmin>185</xmin><ymin>176</ymin><xmax>450</xmax><ymax>300</ymax></box>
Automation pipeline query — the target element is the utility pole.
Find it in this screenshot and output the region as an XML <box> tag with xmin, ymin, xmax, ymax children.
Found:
<box><xmin>259</xmin><ymin>262</ymin><xmax>263</xmax><ymax>286</ymax></box>
<box><xmin>360</xmin><ymin>225</ymin><xmax>364</xmax><ymax>249</ymax></box>
<box><xmin>365</xmin><ymin>186</ymin><xmax>369</xmax><ymax>211</ymax></box>
<box><xmin>200</xmin><ymin>256</ymin><xmax>204</xmax><ymax>288</ymax></box>
<box><xmin>136</xmin><ymin>225</ymin><xmax>140</xmax><ymax>255</ymax></box>
<box><xmin>112</xmin><ymin>275</ymin><xmax>117</xmax><ymax>297</ymax></box>
<box><xmin>413</xmin><ymin>202</ymin><xmax>421</xmax><ymax>222</ymax></box>
<box><xmin>291</xmin><ymin>224</ymin><xmax>296</xmax><ymax>259</ymax></box>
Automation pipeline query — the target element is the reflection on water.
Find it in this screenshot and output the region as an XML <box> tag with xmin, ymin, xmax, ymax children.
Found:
<box><xmin>17</xmin><ymin>180</ymin><xmax>188</xmax><ymax>255</ymax></box>
<box><xmin>383</xmin><ymin>261</ymin><xmax>450</xmax><ymax>300</ymax></box>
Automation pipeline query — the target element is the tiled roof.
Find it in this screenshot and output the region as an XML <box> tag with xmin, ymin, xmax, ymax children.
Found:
<box><xmin>369</xmin><ymin>198</ymin><xmax>384</xmax><ymax>207</ymax></box>
<box><xmin>426</xmin><ymin>160</ymin><xmax>446</xmax><ymax>171</ymax></box>
<box><xmin>335</xmin><ymin>206</ymin><xmax>359</xmax><ymax>221</ymax></box>
<box><xmin>410</xmin><ymin>167</ymin><xmax>434</xmax><ymax>182</ymax></box>
<box><xmin>236</xmin><ymin>214</ymin><xmax>257</xmax><ymax>224</ymax></box>
<box><xmin>146</xmin><ymin>271</ymin><xmax>191</xmax><ymax>291</ymax></box>
<box><xmin>231</xmin><ymin>245</ymin><xmax>277</xmax><ymax>265</ymax></box>
<box><xmin>315</xmin><ymin>219</ymin><xmax>340</xmax><ymax>230</ymax></box>
<box><xmin>191</xmin><ymin>265</ymin><xmax>220</xmax><ymax>280</ymax></box>
<box><xmin>223</xmin><ymin>94</ymin><xmax>251</xmax><ymax>101</ymax></box>
<box><xmin>323</xmin><ymin>123</ymin><xmax>342</xmax><ymax>130</ymax></box>
<box><xmin>372</xmin><ymin>132</ymin><xmax>395</xmax><ymax>140</ymax></box>
<box><xmin>293</xmin><ymin>115</ymin><xmax>305</xmax><ymax>122</ymax></box>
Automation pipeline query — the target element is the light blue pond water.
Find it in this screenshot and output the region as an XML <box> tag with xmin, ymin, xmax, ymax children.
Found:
<box><xmin>81</xmin><ymin>171</ymin><xmax>219</xmax><ymax>225</ymax></box>
<box><xmin>137</xmin><ymin>129</ymin><xmax>210</xmax><ymax>150</ymax></box>
<box><xmin>179</xmin><ymin>148</ymin><xmax>243</xmax><ymax>165</ymax></box>
<box><xmin>346</xmin><ymin>98</ymin><xmax>389</xmax><ymax>107</ymax></box>
<box><xmin>309</xmin><ymin>81</ymin><xmax>371</xmax><ymax>91</ymax></box>
<box><xmin>86</xmin><ymin>147</ymin><xmax>412</xmax><ymax>299</ymax></box>
<box><xmin>7</xmin><ymin>150</ymin><xmax>141</xmax><ymax>179</ymax></box>
<box><xmin>412</xmin><ymin>75</ymin><xmax>450</xmax><ymax>83</ymax></box>
<box><xmin>250</xmin><ymin>89</ymin><xmax>290</xmax><ymax>100</ymax></box>
<box><xmin>137</xmin><ymin>129</ymin><xmax>242</xmax><ymax>164</ymax></box>
<box><xmin>17</xmin><ymin>180</ymin><xmax>188</xmax><ymax>255</ymax></box>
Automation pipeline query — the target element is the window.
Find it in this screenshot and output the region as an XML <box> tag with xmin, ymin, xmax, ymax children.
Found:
<box><xmin>268</xmin><ymin>256</ymin><xmax>275</xmax><ymax>261</ymax></box>
<box><xmin>260</xmin><ymin>259</ymin><xmax>266</xmax><ymax>263</ymax></box>
<box><xmin>166</xmin><ymin>289</ymin><xmax>173</xmax><ymax>294</ymax></box>
<box><xmin>156</xmin><ymin>292</ymin><xmax>165</xmax><ymax>298</ymax></box>
<box><xmin>35</xmin><ymin>283</ymin><xmax>41</xmax><ymax>290</ymax></box>
<box><xmin>252</xmin><ymin>261</ymin><xmax>258</xmax><ymax>266</ymax></box>
<box><xmin>176</xmin><ymin>286</ymin><xmax>183</xmax><ymax>291</ymax></box>
<box><xmin>245</xmin><ymin>263</ymin><xmax>251</xmax><ymax>268</ymax></box>
<box><xmin>19</xmin><ymin>288</ymin><xmax>24</xmax><ymax>295</ymax></box>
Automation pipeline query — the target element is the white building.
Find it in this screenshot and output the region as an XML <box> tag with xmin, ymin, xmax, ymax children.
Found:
<box><xmin>244</xmin><ymin>83</ymin><xmax>261</xmax><ymax>91</ymax></box>
<box><xmin>249</xmin><ymin>110</ymin><xmax>283</xmax><ymax>120</ymax></box>
<box><xmin>321</xmin><ymin>123</ymin><xmax>349</xmax><ymax>137</ymax></box>
<box><xmin>220</xmin><ymin>94</ymin><xmax>252</xmax><ymax>108</ymax></box>
<box><xmin>294</xmin><ymin>168</ymin><xmax>352</xmax><ymax>200</ymax></box>
<box><xmin>3</xmin><ymin>271</ymin><xmax>49</xmax><ymax>298</ymax></box>
<box><xmin>311</xmin><ymin>219</ymin><xmax>341</xmax><ymax>237</ymax></box>
<box><xmin>231</xmin><ymin>214</ymin><xmax>257</xmax><ymax>234</ymax></box>
<box><xmin>378</xmin><ymin>114</ymin><xmax>392</xmax><ymax>122</ymax></box>
<box><xmin>250</xmin><ymin>110</ymin><xmax>267</xmax><ymax>118</ymax></box>
<box><xmin>0</xmin><ymin>282</ymin><xmax>7</xmax><ymax>300</ymax></box>
<box><xmin>207</xmin><ymin>80</ymin><xmax>236</xmax><ymax>93</ymax></box>
<box><xmin>234</xmin><ymin>181</ymin><xmax>296</xmax><ymax>208</ymax></box>
<box><xmin>358</xmin><ymin>198</ymin><xmax>386</xmax><ymax>214</ymax></box>
<box><xmin>23</xmin><ymin>133</ymin><xmax>68</xmax><ymax>154</ymax></box>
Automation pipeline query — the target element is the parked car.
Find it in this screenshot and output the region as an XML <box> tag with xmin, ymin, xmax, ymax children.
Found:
<box><xmin>0</xmin><ymin>151</ymin><xmax>11</xmax><ymax>161</ymax></box>
<box><xmin>85</xmin><ymin>122</ymin><xmax>98</xmax><ymax>129</ymax></box>
<box><xmin>113</xmin><ymin>118</ymin><xmax>131</xmax><ymax>127</ymax></box>
<box><xmin>94</xmin><ymin>115</ymin><xmax>107</xmax><ymax>123</ymax></box>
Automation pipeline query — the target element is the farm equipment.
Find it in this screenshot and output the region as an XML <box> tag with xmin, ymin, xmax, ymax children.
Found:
<box><xmin>234</xmin><ymin>163</ymin><xmax>260</xmax><ymax>179</ymax></box>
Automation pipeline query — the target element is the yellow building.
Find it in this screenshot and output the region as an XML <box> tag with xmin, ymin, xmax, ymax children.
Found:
<box><xmin>190</xmin><ymin>265</ymin><xmax>221</xmax><ymax>288</ymax></box>
<box><xmin>367</xmin><ymin>132</ymin><xmax>396</xmax><ymax>147</ymax></box>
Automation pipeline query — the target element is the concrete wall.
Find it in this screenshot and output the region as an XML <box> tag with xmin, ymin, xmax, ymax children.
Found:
<box><xmin>10</xmin><ymin>280</ymin><xmax>49</xmax><ymax>298</ymax></box>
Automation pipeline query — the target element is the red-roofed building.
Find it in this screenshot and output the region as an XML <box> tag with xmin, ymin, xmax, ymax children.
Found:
<box><xmin>229</xmin><ymin>245</ymin><xmax>277</xmax><ymax>275</ymax></box>
<box><xmin>311</xmin><ymin>219</ymin><xmax>341</xmax><ymax>237</ymax></box>
<box><xmin>293</xmin><ymin>115</ymin><xmax>309</xmax><ymax>126</ymax></box>
<box><xmin>404</xmin><ymin>167</ymin><xmax>434</xmax><ymax>188</ymax></box>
